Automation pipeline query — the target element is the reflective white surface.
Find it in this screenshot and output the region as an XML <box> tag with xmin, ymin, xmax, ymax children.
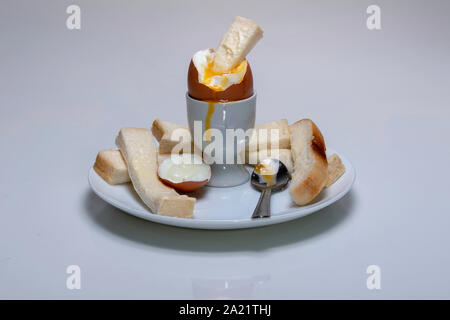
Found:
<box><xmin>1</xmin><ymin>0</ymin><xmax>450</xmax><ymax>299</ymax></box>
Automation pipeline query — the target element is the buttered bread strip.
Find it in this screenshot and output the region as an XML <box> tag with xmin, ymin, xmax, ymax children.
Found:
<box><xmin>246</xmin><ymin>119</ymin><xmax>291</xmax><ymax>152</ymax></box>
<box><xmin>151</xmin><ymin>119</ymin><xmax>195</xmax><ymax>154</ymax></box>
<box><xmin>94</xmin><ymin>149</ymin><xmax>129</xmax><ymax>185</ymax></box>
<box><xmin>94</xmin><ymin>149</ymin><xmax>171</xmax><ymax>185</ymax></box>
<box><xmin>289</xmin><ymin>119</ymin><xmax>328</xmax><ymax>205</ymax></box>
<box><xmin>212</xmin><ymin>16</ymin><xmax>263</xmax><ymax>74</ymax></box>
<box><xmin>116</xmin><ymin>128</ymin><xmax>195</xmax><ymax>218</ymax></box>
<box><xmin>152</xmin><ymin>119</ymin><xmax>189</xmax><ymax>142</ymax></box>
<box><xmin>326</xmin><ymin>154</ymin><xmax>345</xmax><ymax>187</ymax></box>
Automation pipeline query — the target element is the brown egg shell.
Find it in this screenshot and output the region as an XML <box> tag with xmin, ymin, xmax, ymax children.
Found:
<box><xmin>159</xmin><ymin>177</ymin><xmax>209</xmax><ymax>193</ymax></box>
<box><xmin>187</xmin><ymin>59</ymin><xmax>254</xmax><ymax>102</ymax></box>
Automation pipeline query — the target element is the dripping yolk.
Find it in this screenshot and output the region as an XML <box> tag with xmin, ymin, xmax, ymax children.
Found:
<box><xmin>205</xmin><ymin>102</ymin><xmax>215</xmax><ymax>142</ymax></box>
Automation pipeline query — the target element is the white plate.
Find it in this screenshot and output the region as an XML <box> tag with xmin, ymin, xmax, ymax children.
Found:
<box><xmin>88</xmin><ymin>148</ymin><xmax>355</xmax><ymax>230</ymax></box>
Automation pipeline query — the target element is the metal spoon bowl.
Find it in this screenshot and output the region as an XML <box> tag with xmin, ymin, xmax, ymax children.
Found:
<box><xmin>251</xmin><ymin>159</ymin><xmax>291</xmax><ymax>219</ymax></box>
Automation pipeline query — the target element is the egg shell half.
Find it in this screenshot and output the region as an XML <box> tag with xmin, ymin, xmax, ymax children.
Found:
<box><xmin>187</xmin><ymin>59</ymin><xmax>254</xmax><ymax>102</ymax></box>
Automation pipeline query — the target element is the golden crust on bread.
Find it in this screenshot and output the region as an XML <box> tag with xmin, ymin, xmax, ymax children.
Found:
<box><xmin>289</xmin><ymin>119</ymin><xmax>328</xmax><ymax>205</ymax></box>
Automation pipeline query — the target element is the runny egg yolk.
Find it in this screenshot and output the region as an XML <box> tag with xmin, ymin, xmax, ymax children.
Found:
<box><xmin>255</xmin><ymin>163</ymin><xmax>276</xmax><ymax>186</ymax></box>
<box><xmin>205</xmin><ymin>101</ymin><xmax>215</xmax><ymax>142</ymax></box>
<box><xmin>201</xmin><ymin>59</ymin><xmax>248</xmax><ymax>92</ymax></box>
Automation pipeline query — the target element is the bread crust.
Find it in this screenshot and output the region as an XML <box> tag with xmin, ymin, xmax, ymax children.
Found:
<box><xmin>326</xmin><ymin>154</ymin><xmax>345</xmax><ymax>187</ymax></box>
<box><xmin>289</xmin><ymin>119</ymin><xmax>328</xmax><ymax>205</ymax></box>
<box><xmin>151</xmin><ymin>119</ymin><xmax>166</xmax><ymax>141</ymax></box>
<box><xmin>246</xmin><ymin>119</ymin><xmax>291</xmax><ymax>152</ymax></box>
<box><xmin>151</xmin><ymin>119</ymin><xmax>195</xmax><ymax>154</ymax></box>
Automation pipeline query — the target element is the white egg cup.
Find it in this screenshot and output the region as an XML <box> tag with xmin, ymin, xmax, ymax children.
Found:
<box><xmin>186</xmin><ymin>93</ymin><xmax>256</xmax><ymax>187</ymax></box>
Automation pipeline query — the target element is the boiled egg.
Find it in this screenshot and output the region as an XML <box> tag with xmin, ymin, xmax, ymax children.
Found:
<box><xmin>187</xmin><ymin>49</ymin><xmax>253</xmax><ymax>102</ymax></box>
<box><xmin>158</xmin><ymin>154</ymin><xmax>211</xmax><ymax>192</ymax></box>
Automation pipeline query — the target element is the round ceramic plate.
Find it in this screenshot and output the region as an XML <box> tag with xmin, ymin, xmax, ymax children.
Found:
<box><xmin>88</xmin><ymin>148</ymin><xmax>355</xmax><ymax>230</ymax></box>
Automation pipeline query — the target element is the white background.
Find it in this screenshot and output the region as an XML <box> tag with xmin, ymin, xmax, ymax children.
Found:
<box><xmin>1</xmin><ymin>0</ymin><xmax>449</xmax><ymax>299</ymax></box>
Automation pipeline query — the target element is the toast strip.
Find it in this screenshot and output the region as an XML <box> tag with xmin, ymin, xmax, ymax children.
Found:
<box><xmin>246</xmin><ymin>119</ymin><xmax>291</xmax><ymax>152</ymax></box>
<box><xmin>212</xmin><ymin>16</ymin><xmax>263</xmax><ymax>74</ymax></box>
<box><xmin>289</xmin><ymin>119</ymin><xmax>328</xmax><ymax>205</ymax></box>
<box><xmin>94</xmin><ymin>149</ymin><xmax>172</xmax><ymax>185</ymax></box>
<box><xmin>116</xmin><ymin>128</ymin><xmax>195</xmax><ymax>218</ymax></box>
<box><xmin>326</xmin><ymin>153</ymin><xmax>345</xmax><ymax>187</ymax></box>
<box><xmin>151</xmin><ymin>119</ymin><xmax>195</xmax><ymax>154</ymax></box>
<box><xmin>93</xmin><ymin>149</ymin><xmax>129</xmax><ymax>185</ymax></box>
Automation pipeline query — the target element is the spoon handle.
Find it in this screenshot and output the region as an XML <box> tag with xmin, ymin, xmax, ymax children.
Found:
<box><xmin>252</xmin><ymin>188</ymin><xmax>272</xmax><ymax>219</ymax></box>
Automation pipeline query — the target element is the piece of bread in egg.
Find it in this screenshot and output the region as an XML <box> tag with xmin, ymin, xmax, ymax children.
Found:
<box><xmin>289</xmin><ymin>119</ymin><xmax>328</xmax><ymax>205</ymax></box>
<box><xmin>212</xmin><ymin>16</ymin><xmax>263</xmax><ymax>74</ymax></box>
<box><xmin>116</xmin><ymin>128</ymin><xmax>195</xmax><ymax>218</ymax></box>
<box><xmin>326</xmin><ymin>153</ymin><xmax>345</xmax><ymax>187</ymax></box>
